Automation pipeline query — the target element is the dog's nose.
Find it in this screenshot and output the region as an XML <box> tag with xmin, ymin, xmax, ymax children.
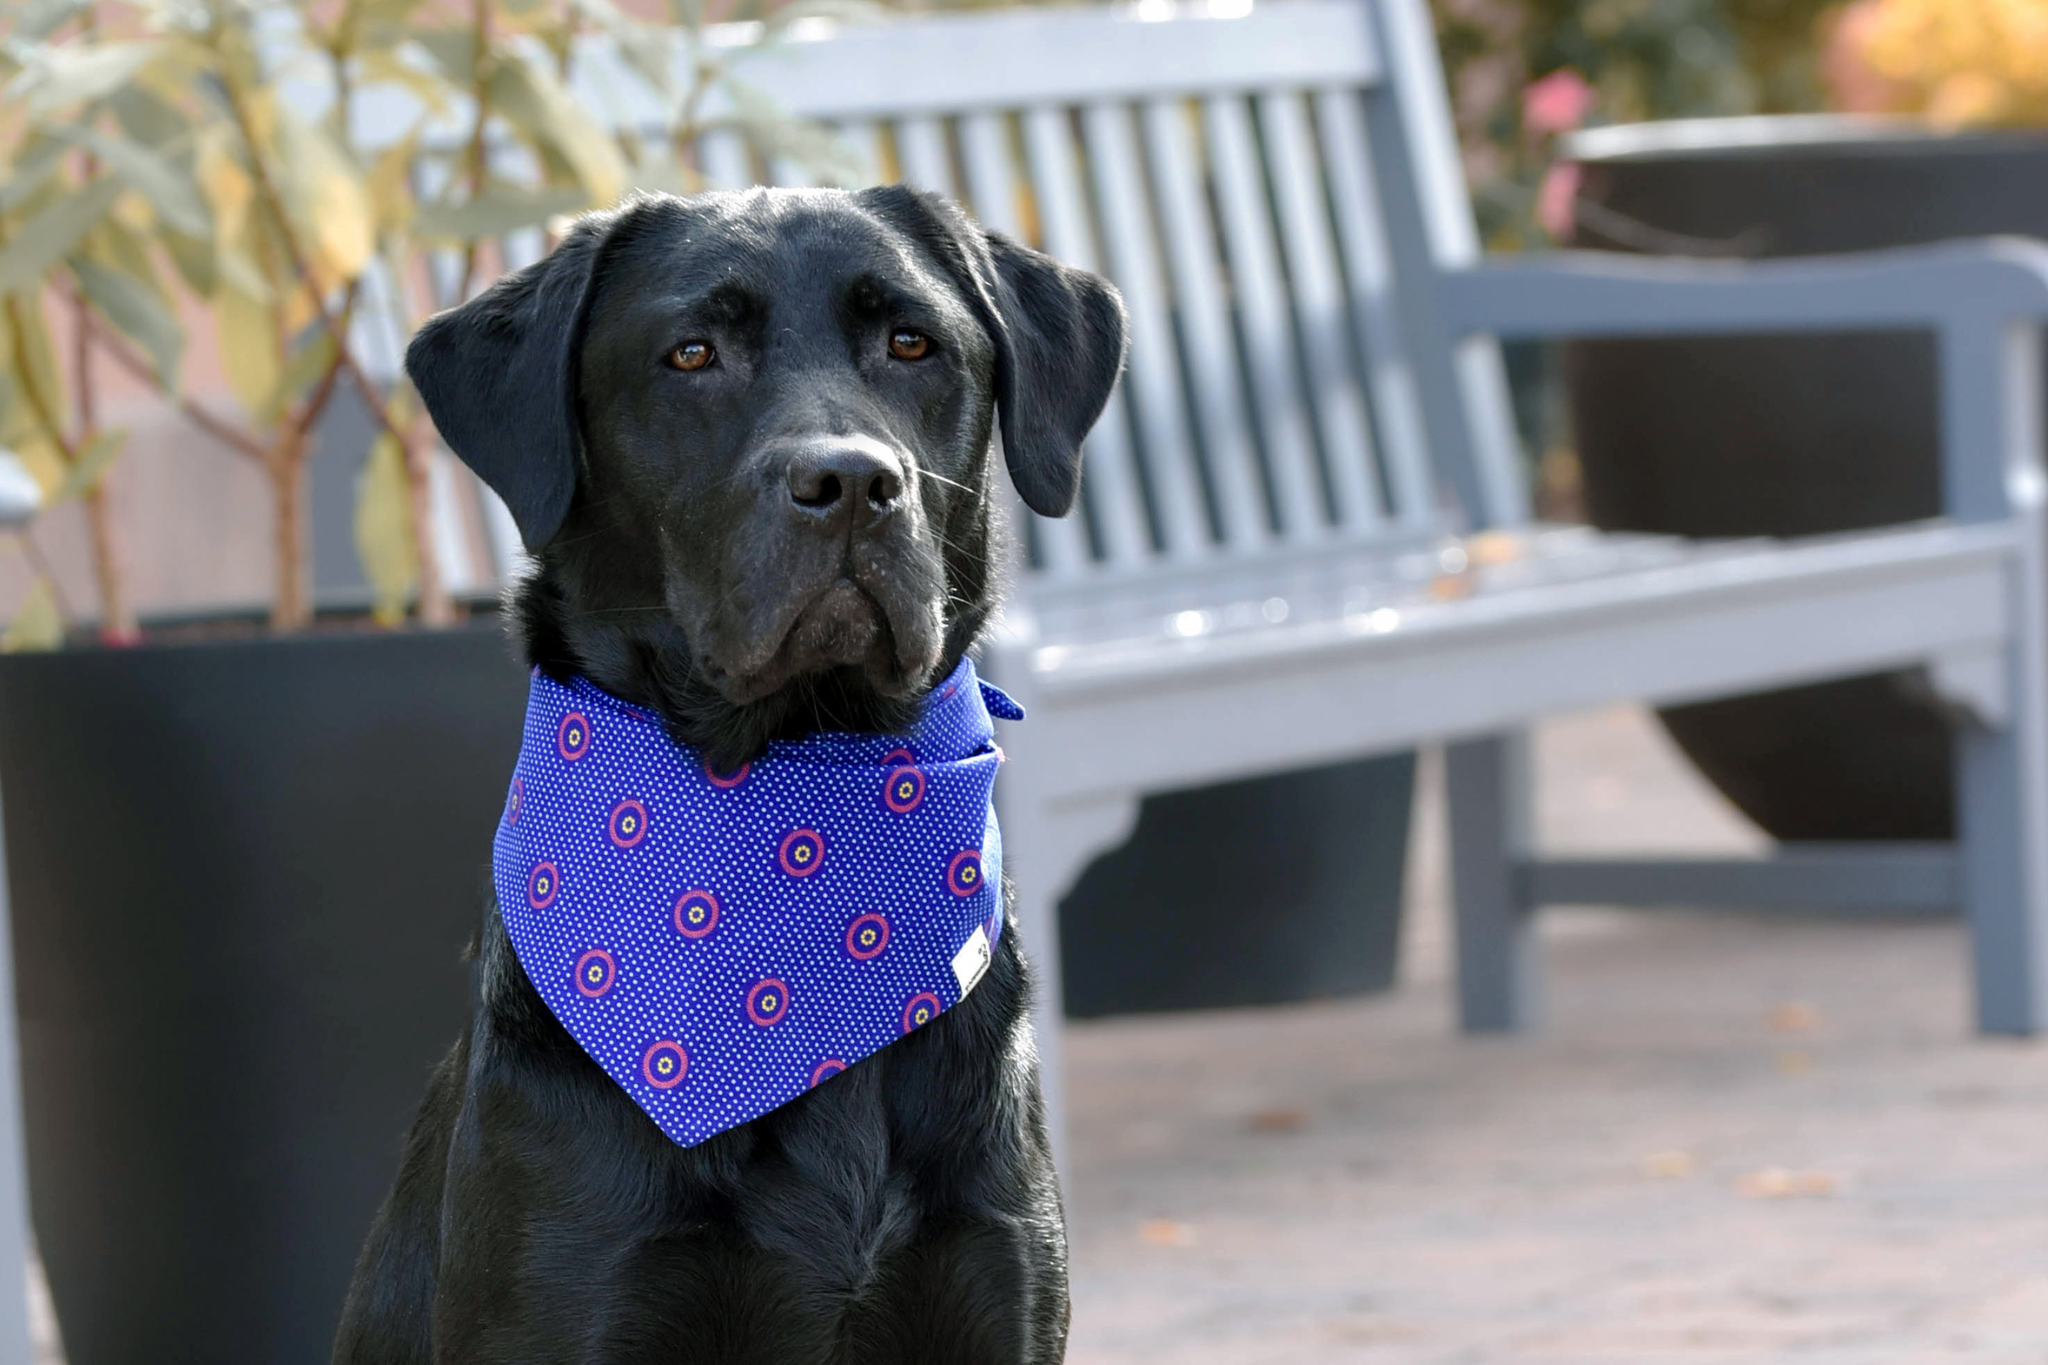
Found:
<box><xmin>784</xmin><ymin>441</ymin><xmax>904</xmax><ymax>530</ymax></box>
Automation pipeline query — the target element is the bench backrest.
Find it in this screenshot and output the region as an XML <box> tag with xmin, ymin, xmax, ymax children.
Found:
<box><xmin>672</xmin><ymin>0</ymin><xmax>1526</xmax><ymax>597</ymax></box>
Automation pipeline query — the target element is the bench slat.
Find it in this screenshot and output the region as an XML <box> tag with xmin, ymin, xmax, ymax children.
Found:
<box><xmin>836</xmin><ymin>120</ymin><xmax>887</xmax><ymax>187</ymax></box>
<box><xmin>1205</xmin><ymin>94</ymin><xmax>1328</xmax><ymax>544</ymax></box>
<box><xmin>896</xmin><ymin>116</ymin><xmax>955</xmax><ymax>196</ymax></box>
<box><xmin>1140</xmin><ymin>96</ymin><xmax>1270</xmax><ymax>555</ymax></box>
<box><xmin>1023</xmin><ymin>104</ymin><xmax>1152</xmax><ymax>571</ymax></box>
<box><xmin>699</xmin><ymin>127</ymin><xmax>753</xmax><ymax>190</ymax></box>
<box><xmin>959</xmin><ymin>111</ymin><xmax>1092</xmax><ymax>578</ymax></box>
<box><xmin>1316</xmin><ymin>88</ymin><xmax>1434</xmax><ymax>528</ymax></box>
<box><xmin>705</xmin><ymin>2</ymin><xmax>1383</xmax><ymax>122</ymax></box>
<box><xmin>1259</xmin><ymin>88</ymin><xmax>1387</xmax><ymax>531</ymax></box>
<box><xmin>1082</xmin><ymin>100</ymin><xmax>1215</xmax><ymax>563</ymax></box>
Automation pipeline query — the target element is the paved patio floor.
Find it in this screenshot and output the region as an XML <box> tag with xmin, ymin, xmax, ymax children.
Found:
<box><xmin>1063</xmin><ymin>707</ymin><xmax>2048</xmax><ymax>1363</ymax></box>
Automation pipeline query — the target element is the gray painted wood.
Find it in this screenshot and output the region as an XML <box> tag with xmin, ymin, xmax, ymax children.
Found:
<box><xmin>1081</xmin><ymin>100</ymin><xmax>1213</xmax><ymax>561</ymax></box>
<box><xmin>1258</xmin><ymin>88</ymin><xmax>1387</xmax><ymax>531</ymax></box>
<box><xmin>1205</xmin><ymin>93</ymin><xmax>1329</xmax><ymax>543</ymax></box>
<box><xmin>1523</xmin><ymin>848</ymin><xmax>1959</xmax><ymax>916</ymax></box>
<box><xmin>1139</xmin><ymin>96</ymin><xmax>1271</xmax><ymax>555</ymax></box>
<box><xmin>1447</xmin><ymin>734</ymin><xmax>1539</xmax><ymax>1032</ymax></box>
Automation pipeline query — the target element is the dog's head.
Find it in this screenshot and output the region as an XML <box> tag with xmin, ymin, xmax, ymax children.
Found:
<box><xmin>408</xmin><ymin>187</ymin><xmax>1125</xmax><ymax>767</ymax></box>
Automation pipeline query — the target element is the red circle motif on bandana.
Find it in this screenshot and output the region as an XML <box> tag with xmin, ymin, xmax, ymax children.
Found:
<box><xmin>527</xmin><ymin>861</ymin><xmax>560</xmax><ymax>910</ymax></box>
<box><xmin>845</xmin><ymin>912</ymin><xmax>890</xmax><ymax>961</ymax></box>
<box><xmin>608</xmin><ymin>798</ymin><xmax>649</xmax><ymax>849</ymax></box>
<box><xmin>746</xmin><ymin>978</ymin><xmax>791</xmax><ymax>1027</ymax></box>
<box><xmin>809</xmin><ymin>1058</ymin><xmax>847</xmax><ymax>1087</ymax></box>
<box><xmin>902</xmin><ymin>992</ymin><xmax>943</xmax><ymax>1034</ymax></box>
<box><xmin>881</xmin><ymin>747</ymin><xmax>916</xmax><ymax>768</ymax></box>
<box><xmin>506</xmin><ymin>776</ymin><xmax>523</xmax><ymax>826</ymax></box>
<box><xmin>557</xmin><ymin>712</ymin><xmax>592</xmax><ymax>761</ymax></box>
<box><xmin>778</xmin><ymin>829</ymin><xmax>825</xmax><ymax>878</ymax></box>
<box><xmin>673</xmin><ymin>889</ymin><xmax>720</xmax><ymax>939</ymax></box>
<box><xmin>704</xmin><ymin>760</ymin><xmax>750</xmax><ymax>789</ymax></box>
<box><xmin>642</xmin><ymin>1040</ymin><xmax>689</xmax><ymax>1089</ymax></box>
<box><xmin>573</xmin><ymin>948</ymin><xmax>616</xmax><ymax>998</ymax></box>
<box><xmin>882</xmin><ymin>765</ymin><xmax>925</xmax><ymax>814</ymax></box>
<box><xmin>946</xmin><ymin>849</ymin><xmax>984</xmax><ymax>898</ymax></box>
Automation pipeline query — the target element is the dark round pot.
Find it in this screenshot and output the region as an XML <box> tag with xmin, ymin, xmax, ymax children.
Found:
<box><xmin>0</xmin><ymin>626</ymin><xmax>530</xmax><ymax>1365</ymax></box>
<box><xmin>0</xmin><ymin>619</ymin><xmax>1413</xmax><ymax>1364</ymax></box>
<box><xmin>1562</xmin><ymin>115</ymin><xmax>2048</xmax><ymax>839</ymax></box>
<box><xmin>1059</xmin><ymin>753</ymin><xmax>1415</xmax><ymax>1017</ymax></box>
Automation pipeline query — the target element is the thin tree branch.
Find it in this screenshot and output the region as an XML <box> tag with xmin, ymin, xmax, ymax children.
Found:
<box><xmin>457</xmin><ymin>0</ymin><xmax>492</xmax><ymax>302</ymax></box>
<box><xmin>13</xmin><ymin>529</ymin><xmax>77</xmax><ymax>624</ymax></box>
<box><xmin>61</xmin><ymin>283</ymin><xmax>272</xmax><ymax>466</ymax></box>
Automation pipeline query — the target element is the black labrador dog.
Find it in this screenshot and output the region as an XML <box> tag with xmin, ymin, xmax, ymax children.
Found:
<box><xmin>332</xmin><ymin>186</ymin><xmax>1125</xmax><ymax>1364</ymax></box>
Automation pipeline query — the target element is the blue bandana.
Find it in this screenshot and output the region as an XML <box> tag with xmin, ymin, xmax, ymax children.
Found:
<box><xmin>491</xmin><ymin>656</ymin><xmax>1021</xmax><ymax>1148</ymax></box>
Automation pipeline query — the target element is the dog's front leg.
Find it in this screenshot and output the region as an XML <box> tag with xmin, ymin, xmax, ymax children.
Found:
<box><xmin>332</xmin><ymin>1036</ymin><xmax>467</xmax><ymax>1365</ymax></box>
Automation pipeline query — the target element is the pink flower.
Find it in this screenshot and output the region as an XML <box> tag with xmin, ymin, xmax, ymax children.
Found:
<box><xmin>1523</xmin><ymin>68</ymin><xmax>1596</xmax><ymax>137</ymax></box>
<box><xmin>1536</xmin><ymin>162</ymin><xmax>1582</xmax><ymax>242</ymax></box>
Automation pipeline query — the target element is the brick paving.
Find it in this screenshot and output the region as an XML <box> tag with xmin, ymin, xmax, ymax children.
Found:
<box><xmin>1063</xmin><ymin>709</ymin><xmax>2048</xmax><ymax>1363</ymax></box>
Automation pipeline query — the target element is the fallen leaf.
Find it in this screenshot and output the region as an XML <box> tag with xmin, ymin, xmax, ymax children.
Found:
<box><xmin>1769</xmin><ymin>1002</ymin><xmax>1821</xmax><ymax>1032</ymax></box>
<box><xmin>1464</xmin><ymin>529</ymin><xmax>1524</xmax><ymax>565</ymax></box>
<box><xmin>1642</xmin><ymin>1150</ymin><xmax>1694</xmax><ymax>1179</ymax></box>
<box><xmin>1138</xmin><ymin>1219</ymin><xmax>1195</xmax><ymax>1247</ymax></box>
<box><xmin>1738</xmin><ymin>1167</ymin><xmax>1836</xmax><ymax>1199</ymax></box>
<box><xmin>1248</xmin><ymin>1107</ymin><xmax>1307</xmax><ymax>1134</ymax></box>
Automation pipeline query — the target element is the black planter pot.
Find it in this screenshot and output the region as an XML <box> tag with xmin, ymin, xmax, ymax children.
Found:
<box><xmin>1058</xmin><ymin>753</ymin><xmax>1415</xmax><ymax>1018</ymax></box>
<box><xmin>0</xmin><ymin>626</ymin><xmax>531</xmax><ymax>1365</ymax></box>
<box><xmin>1561</xmin><ymin>115</ymin><xmax>2048</xmax><ymax>840</ymax></box>
<box><xmin>0</xmin><ymin>619</ymin><xmax>1414</xmax><ymax>1363</ymax></box>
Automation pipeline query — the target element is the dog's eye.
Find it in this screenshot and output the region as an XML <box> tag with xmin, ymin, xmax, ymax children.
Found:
<box><xmin>667</xmin><ymin>342</ymin><xmax>714</xmax><ymax>372</ymax></box>
<box><xmin>888</xmin><ymin>330</ymin><xmax>931</xmax><ymax>361</ymax></box>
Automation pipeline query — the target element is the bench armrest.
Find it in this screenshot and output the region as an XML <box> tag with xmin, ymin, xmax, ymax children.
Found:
<box><xmin>1438</xmin><ymin>237</ymin><xmax>2048</xmax><ymax>340</ymax></box>
<box><xmin>1437</xmin><ymin>237</ymin><xmax>2048</xmax><ymax>526</ymax></box>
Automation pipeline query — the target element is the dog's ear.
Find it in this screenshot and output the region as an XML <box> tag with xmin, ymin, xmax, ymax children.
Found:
<box><xmin>404</xmin><ymin>214</ymin><xmax>615</xmax><ymax>550</ymax></box>
<box><xmin>979</xmin><ymin>230</ymin><xmax>1128</xmax><ymax>517</ymax></box>
<box><xmin>863</xmin><ymin>185</ymin><xmax>1127</xmax><ymax>518</ymax></box>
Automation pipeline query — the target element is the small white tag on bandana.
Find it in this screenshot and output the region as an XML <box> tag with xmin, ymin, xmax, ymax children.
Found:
<box><xmin>951</xmin><ymin>925</ymin><xmax>993</xmax><ymax>996</ymax></box>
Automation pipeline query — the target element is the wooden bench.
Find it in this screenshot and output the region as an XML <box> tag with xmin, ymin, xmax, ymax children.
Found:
<box><xmin>522</xmin><ymin>0</ymin><xmax>2048</xmax><ymax>1166</ymax></box>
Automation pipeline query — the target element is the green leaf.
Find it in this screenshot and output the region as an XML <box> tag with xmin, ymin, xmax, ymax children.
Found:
<box><xmin>413</xmin><ymin>32</ymin><xmax>476</xmax><ymax>84</ymax></box>
<box><xmin>1</xmin><ymin>577</ymin><xmax>64</xmax><ymax>653</ymax></box>
<box><xmin>3</xmin><ymin>292</ymin><xmax>65</xmax><ymax>434</ymax></box>
<box><xmin>354</xmin><ymin>432</ymin><xmax>418</xmax><ymax>626</ymax></box>
<box><xmin>52</xmin><ymin>427</ymin><xmax>126</xmax><ymax>504</ymax></box>
<box><xmin>723</xmin><ymin>80</ymin><xmax>864</xmax><ymax>187</ymax></box>
<box><xmin>13</xmin><ymin>42</ymin><xmax>160</xmax><ymax>119</ymax></box>
<box><xmin>273</xmin><ymin>107</ymin><xmax>372</xmax><ymax>283</ymax></box>
<box><xmin>489</xmin><ymin>51</ymin><xmax>627</xmax><ymax>206</ymax></box>
<box><xmin>412</xmin><ymin>185</ymin><xmax>590</xmax><ymax>241</ymax></box>
<box><xmin>0</xmin><ymin>139</ymin><xmax>69</xmax><ymax>214</ymax></box>
<box><xmin>53</xmin><ymin>125</ymin><xmax>210</xmax><ymax>238</ymax></box>
<box><xmin>109</xmin><ymin>85</ymin><xmax>190</xmax><ymax>150</ymax></box>
<box><xmin>214</xmin><ymin>244</ymin><xmax>270</xmax><ymax>302</ymax></box>
<box><xmin>217</xmin><ymin>286</ymin><xmax>280</xmax><ymax>421</ymax></box>
<box><xmin>17</xmin><ymin>0</ymin><xmax>90</xmax><ymax>43</ymax></box>
<box><xmin>68</xmin><ymin>255</ymin><xmax>180</xmax><ymax>386</ymax></box>
<box><xmin>261</xmin><ymin>329</ymin><xmax>336</xmax><ymax>427</ymax></box>
<box><xmin>162</xmin><ymin>230</ymin><xmax>219</xmax><ymax>297</ymax></box>
<box><xmin>0</xmin><ymin>177</ymin><xmax>122</xmax><ymax>296</ymax></box>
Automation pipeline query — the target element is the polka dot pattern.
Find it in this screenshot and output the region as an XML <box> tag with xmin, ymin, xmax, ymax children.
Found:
<box><xmin>492</xmin><ymin>657</ymin><xmax>1018</xmax><ymax>1149</ymax></box>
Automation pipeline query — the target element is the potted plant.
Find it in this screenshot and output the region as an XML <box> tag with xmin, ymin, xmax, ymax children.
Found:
<box><xmin>0</xmin><ymin>4</ymin><xmax>852</xmax><ymax>1361</ymax></box>
<box><xmin>1548</xmin><ymin>0</ymin><xmax>2048</xmax><ymax>841</ymax></box>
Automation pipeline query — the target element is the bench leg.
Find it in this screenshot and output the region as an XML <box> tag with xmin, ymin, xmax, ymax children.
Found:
<box><xmin>1957</xmin><ymin>690</ymin><xmax>2048</xmax><ymax>1035</ymax></box>
<box><xmin>999</xmin><ymin>791</ymin><xmax>1141</xmax><ymax>1180</ymax></box>
<box><xmin>1447</xmin><ymin>733</ymin><xmax>1540</xmax><ymax>1032</ymax></box>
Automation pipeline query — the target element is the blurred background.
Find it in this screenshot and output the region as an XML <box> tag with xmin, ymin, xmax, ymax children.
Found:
<box><xmin>5</xmin><ymin>0</ymin><xmax>2048</xmax><ymax>1361</ymax></box>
